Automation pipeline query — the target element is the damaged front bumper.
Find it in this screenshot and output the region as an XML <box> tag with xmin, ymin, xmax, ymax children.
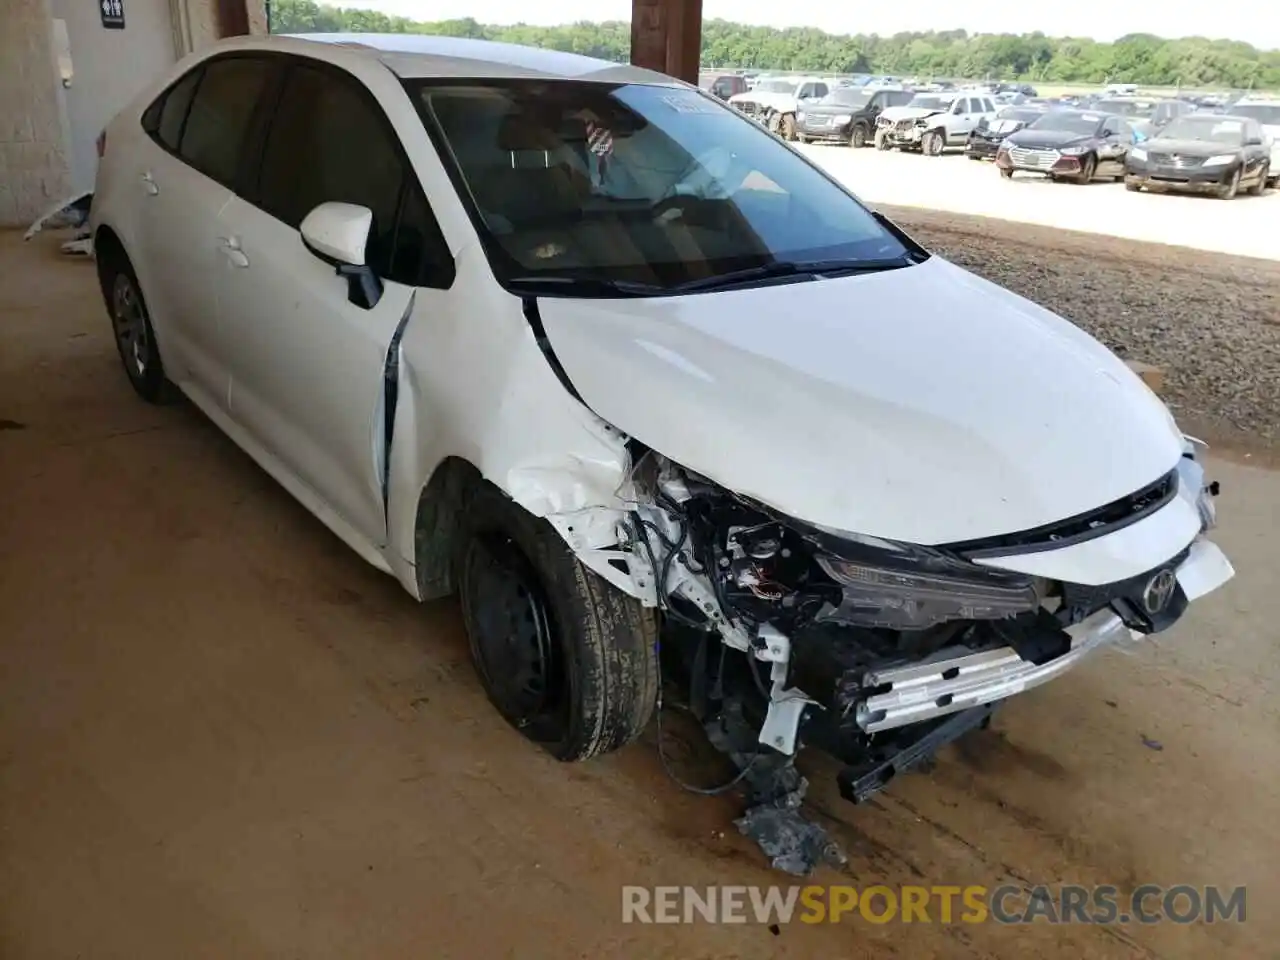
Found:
<box><xmin>856</xmin><ymin>537</ymin><xmax>1232</xmax><ymax>732</ymax></box>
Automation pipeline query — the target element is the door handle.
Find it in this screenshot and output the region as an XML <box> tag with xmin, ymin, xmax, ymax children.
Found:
<box><xmin>141</xmin><ymin>172</ymin><xmax>159</xmax><ymax>196</ymax></box>
<box><xmin>217</xmin><ymin>237</ymin><xmax>250</xmax><ymax>268</ymax></box>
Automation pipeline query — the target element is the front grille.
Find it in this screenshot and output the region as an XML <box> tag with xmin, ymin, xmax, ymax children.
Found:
<box><xmin>733</xmin><ymin>101</ymin><xmax>761</xmax><ymax>116</ymax></box>
<box><xmin>1147</xmin><ymin>152</ymin><xmax>1203</xmax><ymax>169</ymax></box>
<box><xmin>876</xmin><ymin>116</ymin><xmax>893</xmax><ymax>129</ymax></box>
<box><xmin>1008</xmin><ymin>146</ymin><xmax>1060</xmax><ymax>170</ymax></box>
<box><xmin>894</xmin><ymin>119</ymin><xmax>916</xmax><ymax>134</ymax></box>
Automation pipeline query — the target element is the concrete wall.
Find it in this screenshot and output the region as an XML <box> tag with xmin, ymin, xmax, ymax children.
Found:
<box><xmin>0</xmin><ymin>0</ymin><xmax>73</xmax><ymax>226</ymax></box>
<box><xmin>0</xmin><ymin>0</ymin><xmax>268</xmax><ymax>227</ymax></box>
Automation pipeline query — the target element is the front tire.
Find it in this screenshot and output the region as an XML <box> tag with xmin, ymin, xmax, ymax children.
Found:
<box><xmin>1075</xmin><ymin>154</ymin><xmax>1097</xmax><ymax>184</ymax></box>
<box><xmin>97</xmin><ymin>246</ymin><xmax>177</xmax><ymax>404</ymax></box>
<box><xmin>1219</xmin><ymin>168</ymin><xmax>1241</xmax><ymax>200</ymax></box>
<box><xmin>999</xmin><ymin>166</ymin><xmax>1014</xmax><ymax>179</ymax></box>
<box><xmin>1249</xmin><ymin>164</ymin><xmax>1269</xmax><ymax>196</ymax></box>
<box><xmin>921</xmin><ymin>130</ymin><xmax>945</xmax><ymax>156</ymax></box>
<box><xmin>850</xmin><ymin>124</ymin><xmax>868</xmax><ymax>149</ymax></box>
<box><xmin>780</xmin><ymin>114</ymin><xmax>797</xmax><ymax>141</ymax></box>
<box><xmin>1125</xmin><ymin>176</ymin><xmax>1142</xmax><ymax>192</ymax></box>
<box><xmin>456</xmin><ymin>481</ymin><xmax>658</xmax><ymax>762</ymax></box>
<box><xmin>874</xmin><ymin>129</ymin><xmax>890</xmax><ymax>150</ymax></box>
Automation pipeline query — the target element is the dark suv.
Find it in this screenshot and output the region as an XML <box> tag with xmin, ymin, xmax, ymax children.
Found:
<box><xmin>796</xmin><ymin>87</ymin><xmax>915</xmax><ymax>148</ymax></box>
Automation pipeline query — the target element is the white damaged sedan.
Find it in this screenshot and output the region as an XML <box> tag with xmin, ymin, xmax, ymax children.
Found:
<box><xmin>91</xmin><ymin>34</ymin><xmax>1232</xmax><ymax>825</ymax></box>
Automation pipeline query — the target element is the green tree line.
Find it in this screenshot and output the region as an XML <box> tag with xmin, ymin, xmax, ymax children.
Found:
<box><xmin>270</xmin><ymin>0</ymin><xmax>1280</xmax><ymax>88</ymax></box>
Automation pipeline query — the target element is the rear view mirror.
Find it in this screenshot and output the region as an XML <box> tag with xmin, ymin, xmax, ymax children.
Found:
<box><xmin>300</xmin><ymin>202</ymin><xmax>383</xmax><ymax>309</ymax></box>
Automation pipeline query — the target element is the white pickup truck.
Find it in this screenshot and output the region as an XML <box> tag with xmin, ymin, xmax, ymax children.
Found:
<box><xmin>875</xmin><ymin>92</ymin><xmax>999</xmax><ymax>155</ymax></box>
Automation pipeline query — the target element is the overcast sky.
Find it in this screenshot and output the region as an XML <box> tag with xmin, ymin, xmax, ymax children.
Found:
<box><xmin>325</xmin><ymin>0</ymin><xmax>1279</xmax><ymax>48</ymax></box>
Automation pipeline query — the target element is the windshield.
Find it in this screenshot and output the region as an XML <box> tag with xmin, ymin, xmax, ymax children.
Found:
<box><xmin>1094</xmin><ymin>99</ymin><xmax>1156</xmax><ymax>118</ymax></box>
<box><xmin>755</xmin><ymin>79</ymin><xmax>799</xmax><ymax>94</ymax></box>
<box><xmin>1028</xmin><ymin>112</ymin><xmax>1102</xmax><ymax>136</ymax></box>
<box><xmin>906</xmin><ymin>94</ymin><xmax>952</xmax><ymax>111</ymax></box>
<box><xmin>1158</xmin><ymin>116</ymin><xmax>1246</xmax><ymax>144</ymax></box>
<box><xmin>818</xmin><ymin>90</ymin><xmax>872</xmax><ymax>108</ymax></box>
<box><xmin>1232</xmin><ymin>104</ymin><xmax>1280</xmax><ymax>125</ymax></box>
<box><xmin>414</xmin><ymin>80</ymin><xmax>910</xmax><ymax>290</ymax></box>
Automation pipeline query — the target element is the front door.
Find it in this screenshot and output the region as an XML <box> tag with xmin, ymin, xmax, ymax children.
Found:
<box><xmin>212</xmin><ymin>60</ymin><xmax>437</xmax><ymax>546</ymax></box>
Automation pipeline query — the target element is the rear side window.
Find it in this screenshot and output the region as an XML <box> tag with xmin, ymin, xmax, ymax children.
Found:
<box><xmin>179</xmin><ymin>56</ymin><xmax>272</xmax><ymax>186</ymax></box>
<box><xmin>255</xmin><ymin>63</ymin><xmax>451</xmax><ymax>287</ymax></box>
<box><xmin>156</xmin><ymin>69</ymin><xmax>202</xmax><ymax>151</ymax></box>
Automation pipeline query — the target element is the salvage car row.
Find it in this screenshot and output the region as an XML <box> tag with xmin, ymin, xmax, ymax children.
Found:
<box><xmin>739</xmin><ymin>81</ymin><xmax>1280</xmax><ymax>200</ymax></box>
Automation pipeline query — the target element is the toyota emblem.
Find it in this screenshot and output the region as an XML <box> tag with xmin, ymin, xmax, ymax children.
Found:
<box><xmin>1142</xmin><ymin>569</ymin><xmax>1178</xmax><ymax>614</ymax></box>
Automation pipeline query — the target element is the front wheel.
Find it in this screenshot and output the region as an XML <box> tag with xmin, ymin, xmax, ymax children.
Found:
<box><xmin>921</xmin><ymin>130</ymin><xmax>945</xmax><ymax>156</ymax></box>
<box><xmin>850</xmin><ymin>124</ymin><xmax>868</xmax><ymax>149</ymax></box>
<box><xmin>1125</xmin><ymin>176</ymin><xmax>1142</xmax><ymax>192</ymax></box>
<box><xmin>780</xmin><ymin>114</ymin><xmax>797</xmax><ymax>141</ymax></box>
<box><xmin>999</xmin><ymin>166</ymin><xmax>1014</xmax><ymax>179</ymax></box>
<box><xmin>874</xmin><ymin>129</ymin><xmax>890</xmax><ymax>150</ymax></box>
<box><xmin>1218</xmin><ymin>168</ymin><xmax>1241</xmax><ymax>200</ymax></box>
<box><xmin>1075</xmin><ymin>154</ymin><xmax>1097</xmax><ymax>184</ymax></box>
<box><xmin>1249</xmin><ymin>164</ymin><xmax>1269</xmax><ymax>196</ymax></box>
<box><xmin>455</xmin><ymin>481</ymin><xmax>658</xmax><ymax>762</ymax></box>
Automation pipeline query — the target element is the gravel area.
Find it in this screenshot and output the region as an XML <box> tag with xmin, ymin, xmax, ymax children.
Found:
<box><xmin>879</xmin><ymin>205</ymin><xmax>1280</xmax><ymax>450</ymax></box>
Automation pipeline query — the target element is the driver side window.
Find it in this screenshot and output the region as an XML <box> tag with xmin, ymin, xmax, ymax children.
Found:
<box><xmin>254</xmin><ymin>61</ymin><xmax>452</xmax><ymax>288</ymax></box>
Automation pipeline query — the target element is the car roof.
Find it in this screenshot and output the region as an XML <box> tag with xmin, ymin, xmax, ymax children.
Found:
<box><xmin>242</xmin><ymin>32</ymin><xmax>679</xmax><ymax>85</ymax></box>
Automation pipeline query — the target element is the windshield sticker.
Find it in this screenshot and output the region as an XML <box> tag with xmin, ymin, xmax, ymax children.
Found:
<box><xmin>660</xmin><ymin>93</ymin><xmax>721</xmax><ymax>115</ymax></box>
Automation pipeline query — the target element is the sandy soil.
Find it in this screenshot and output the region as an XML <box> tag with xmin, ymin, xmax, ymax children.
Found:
<box><xmin>1</xmin><ymin>226</ymin><xmax>1278</xmax><ymax>959</ymax></box>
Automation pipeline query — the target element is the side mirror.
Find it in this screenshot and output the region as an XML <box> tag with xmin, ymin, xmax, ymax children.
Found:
<box><xmin>300</xmin><ymin>202</ymin><xmax>383</xmax><ymax>310</ymax></box>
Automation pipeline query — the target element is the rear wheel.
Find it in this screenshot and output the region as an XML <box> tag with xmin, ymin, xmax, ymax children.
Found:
<box><xmin>921</xmin><ymin>130</ymin><xmax>945</xmax><ymax>156</ymax></box>
<box><xmin>96</xmin><ymin>245</ymin><xmax>177</xmax><ymax>404</ymax></box>
<box><xmin>1075</xmin><ymin>154</ymin><xmax>1097</xmax><ymax>184</ymax></box>
<box><xmin>1249</xmin><ymin>164</ymin><xmax>1269</xmax><ymax>196</ymax></box>
<box><xmin>455</xmin><ymin>481</ymin><xmax>658</xmax><ymax>762</ymax></box>
<box><xmin>850</xmin><ymin>124</ymin><xmax>868</xmax><ymax>149</ymax></box>
<box><xmin>1218</xmin><ymin>167</ymin><xmax>1241</xmax><ymax>200</ymax></box>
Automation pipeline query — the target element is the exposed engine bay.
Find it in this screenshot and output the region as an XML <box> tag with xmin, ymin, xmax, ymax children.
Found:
<box><xmin>612</xmin><ymin>443</ymin><xmax>1224</xmax><ymax>872</ymax></box>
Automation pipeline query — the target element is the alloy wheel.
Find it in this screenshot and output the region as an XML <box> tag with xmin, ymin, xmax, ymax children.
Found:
<box><xmin>111</xmin><ymin>273</ymin><xmax>149</xmax><ymax>379</ymax></box>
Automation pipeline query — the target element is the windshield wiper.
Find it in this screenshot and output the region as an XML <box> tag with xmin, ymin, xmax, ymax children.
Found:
<box><xmin>669</xmin><ymin>256</ymin><xmax>918</xmax><ymax>293</ymax></box>
<box><xmin>505</xmin><ymin>274</ymin><xmax>666</xmax><ymax>297</ymax></box>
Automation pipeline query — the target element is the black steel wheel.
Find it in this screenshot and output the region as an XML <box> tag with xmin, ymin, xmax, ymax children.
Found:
<box><xmin>460</xmin><ymin>531</ymin><xmax>568</xmax><ymax>738</ymax></box>
<box><xmin>850</xmin><ymin>124</ymin><xmax>867</xmax><ymax>149</ymax></box>
<box><xmin>455</xmin><ymin>481</ymin><xmax>659</xmax><ymax>761</ymax></box>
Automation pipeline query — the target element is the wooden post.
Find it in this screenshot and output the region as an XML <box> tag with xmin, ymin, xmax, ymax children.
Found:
<box><xmin>215</xmin><ymin>0</ymin><xmax>251</xmax><ymax>38</ymax></box>
<box><xmin>631</xmin><ymin>0</ymin><xmax>702</xmax><ymax>84</ymax></box>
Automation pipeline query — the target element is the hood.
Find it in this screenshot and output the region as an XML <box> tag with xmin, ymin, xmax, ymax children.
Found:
<box><xmin>536</xmin><ymin>257</ymin><xmax>1183</xmax><ymax>546</ymax></box>
<box><xmin>973</xmin><ymin>117</ymin><xmax>1030</xmax><ymax>139</ymax></box>
<box><xmin>879</xmin><ymin>105</ymin><xmax>945</xmax><ymax>122</ymax></box>
<box><xmin>729</xmin><ymin>90</ymin><xmax>797</xmax><ymax>111</ymax></box>
<box><xmin>1006</xmin><ymin>127</ymin><xmax>1095</xmax><ymax>149</ymax></box>
<box><xmin>1143</xmin><ymin>137</ymin><xmax>1240</xmax><ymax>157</ymax></box>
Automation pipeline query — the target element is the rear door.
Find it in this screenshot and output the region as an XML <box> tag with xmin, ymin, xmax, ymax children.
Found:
<box><xmin>211</xmin><ymin>57</ymin><xmax>453</xmax><ymax>546</ymax></box>
<box><xmin>132</xmin><ymin>55</ymin><xmax>274</xmax><ymax>406</ymax></box>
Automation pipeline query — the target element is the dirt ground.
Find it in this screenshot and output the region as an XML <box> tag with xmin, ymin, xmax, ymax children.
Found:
<box><xmin>1</xmin><ymin>224</ymin><xmax>1278</xmax><ymax>960</ymax></box>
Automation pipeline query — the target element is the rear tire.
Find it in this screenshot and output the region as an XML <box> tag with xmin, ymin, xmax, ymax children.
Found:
<box><xmin>96</xmin><ymin>245</ymin><xmax>178</xmax><ymax>404</ymax></box>
<box><xmin>455</xmin><ymin>481</ymin><xmax>658</xmax><ymax>762</ymax></box>
<box><xmin>850</xmin><ymin>124</ymin><xmax>868</xmax><ymax>149</ymax></box>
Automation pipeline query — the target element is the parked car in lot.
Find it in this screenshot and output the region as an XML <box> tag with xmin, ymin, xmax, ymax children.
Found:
<box><xmin>1228</xmin><ymin>98</ymin><xmax>1280</xmax><ymax>185</ymax></box>
<box><xmin>1093</xmin><ymin>96</ymin><xmax>1196</xmax><ymax>138</ymax></box>
<box><xmin>701</xmin><ymin>73</ymin><xmax>749</xmax><ymax>102</ymax></box>
<box><xmin>875</xmin><ymin>92</ymin><xmax>997</xmax><ymax>155</ymax></box>
<box><xmin>796</xmin><ymin>86</ymin><xmax>913</xmax><ymax>147</ymax></box>
<box><xmin>729</xmin><ymin>76</ymin><xmax>829</xmax><ymax>140</ymax></box>
<box><xmin>1125</xmin><ymin>114</ymin><xmax>1271</xmax><ymax>199</ymax></box>
<box><xmin>89</xmin><ymin>34</ymin><xmax>1233</xmax><ymax>850</ymax></box>
<box><xmin>996</xmin><ymin>110</ymin><xmax>1134</xmax><ymax>183</ymax></box>
<box><xmin>965</xmin><ymin>104</ymin><xmax>1048</xmax><ymax>160</ymax></box>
